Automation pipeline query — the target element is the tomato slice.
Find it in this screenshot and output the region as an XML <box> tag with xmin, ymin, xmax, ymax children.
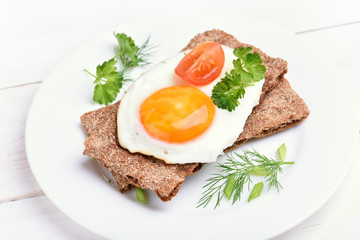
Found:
<box><xmin>175</xmin><ymin>42</ymin><xmax>225</xmax><ymax>86</ymax></box>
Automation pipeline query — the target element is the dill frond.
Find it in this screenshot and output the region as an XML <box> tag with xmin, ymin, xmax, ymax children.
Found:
<box><xmin>197</xmin><ymin>145</ymin><xmax>294</xmax><ymax>209</ymax></box>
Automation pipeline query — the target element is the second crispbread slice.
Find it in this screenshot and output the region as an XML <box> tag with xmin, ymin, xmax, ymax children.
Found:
<box><xmin>226</xmin><ymin>78</ymin><xmax>310</xmax><ymax>151</ymax></box>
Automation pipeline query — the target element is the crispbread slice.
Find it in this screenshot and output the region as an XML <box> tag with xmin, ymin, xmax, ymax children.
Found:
<box><xmin>112</xmin><ymin>171</ymin><xmax>134</xmax><ymax>193</ymax></box>
<box><xmin>81</xmin><ymin>102</ymin><xmax>204</xmax><ymax>201</ymax></box>
<box><xmin>81</xmin><ymin>29</ymin><xmax>307</xmax><ymax>201</ymax></box>
<box><xmin>226</xmin><ymin>78</ymin><xmax>310</xmax><ymax>151</ymax></box>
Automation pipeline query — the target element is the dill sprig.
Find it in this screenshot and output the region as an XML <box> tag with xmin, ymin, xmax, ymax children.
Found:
<box><xmin>113</xmin><ymin>33</ymin><xmax>154</xmax><ymax>73</ymax></box>
<box><xmin>197</xmin><ymin>145</ymin><xmax>294</xmax><ymax>209</ymax></box>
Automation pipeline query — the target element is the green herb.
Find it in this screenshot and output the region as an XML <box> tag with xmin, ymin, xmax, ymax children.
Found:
<box><xmin>248</xmin><ymin>182</ymin><xmax>264</xmax><ymax>202</ymax></box>
<box><xmin>232</xmin><ymin>47</ymin><xmax>266</xmax><ymax>83</ymax></box>
<box><xmin>249</xmin><ymin>166</ymin><xmax>268</xmax><ymax>176</ymax></box>
<box><xmin>211</xmin><ymin>47</ymin><xmax>266</xmax><ymax>112</ymax></box>
<box><xmin>249</xmin><ymin>144</ymin><xmax>289</xmax><ymax>177</ymax></box>
<box><xmin>224</xmin><ymin>174</ymin><xmax>235</xmax><ymax>199</ymax></box>
<box><xmin>84</xmin><ymin>59</ymin><xmax>124</xmax><ymax>105</ymax></box>
<box><xmin>197</xmin><ymin>144</ymin><xmax>293</xmax><ymax>209</ymax></box>
<box><xmin>211</xmin><ymin>72</ymin><xmax>246</xmax><ymax>112</ymax></box>
<box><xmin>277</xmin><ymin>143</ymin><xmax>287</xmax><ymax>163</ymax></box>
<box><xmin>84</xmin><ymin>33</ymin><xmax>153</xmax><ymax>105</ymax></box>
<box><xmin>113</xmin><ymin>33</ymin><xmax>152</xmax><ymax>71</ymax></box>
<box><xmin>136</xmin><ymin>187</ymin><xmax>147</xmax><ymax>204</ymax></box>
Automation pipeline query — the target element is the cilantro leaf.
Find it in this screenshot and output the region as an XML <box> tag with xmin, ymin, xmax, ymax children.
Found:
<box><xmin>211</xmin><ymin>47</ymin><xmax>266</xmax><ymax>111</ymax></box>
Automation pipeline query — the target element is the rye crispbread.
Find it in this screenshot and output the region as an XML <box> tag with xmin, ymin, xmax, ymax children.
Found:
<box><xmin>226</xmin><ymin>78</ymin><xmax>310</xmax><ymax>151</ymax></box>
<box><xmin>80</xmin><ymin>29</ymin><xmax>309</xmax><ymax>201</ymax></box>
<box><xmin>81</xmin><ymin>102</ymin><xmax>204</xmax><ymax>201</ymax></box>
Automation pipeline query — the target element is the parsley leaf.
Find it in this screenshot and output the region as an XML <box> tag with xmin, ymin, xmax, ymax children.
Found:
<box><xmin>211</xmin><ymin>47</ymin><xmax>266</xmax><ymax>112</ymax></box>
<box><xmin>94</xmin><ymin>58</ymin><xmax>118</xmax><ymax>84</ymax></box>
<box><xmin>211</xmin><ymin>72</ymin><xmax>245</xmax><ymax>112</ymax></box>
<box><xmin>85</xmin><ymin>58</ymin><xmax>123</xmax><ymax>105</ymax></box>
<box><xmin>233</xmin><ymin>47</ymin><xmax>266</xmax><ymax>82</ymax></box>
<box><xmin>84</xmin><ymin>33</ymin><xmax>153</xmax><ymax>105</ymax></box>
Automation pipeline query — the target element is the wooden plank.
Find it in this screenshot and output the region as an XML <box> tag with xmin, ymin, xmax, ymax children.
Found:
<box><xmin>266</xmin><ymin>0</ymin><xmax>360</xmax><ymax>33</ymax></box>
<box><xmin>0</xmin><ymin>83</ymin><xmax>43</xmax><ymax>200</ymax></box>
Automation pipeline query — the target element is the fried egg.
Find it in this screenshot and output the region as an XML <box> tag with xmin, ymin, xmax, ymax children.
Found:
<box><xmin>117</xmin><ymin>45</ymin><xmax>264</xmax><ymax>164</ymax></box>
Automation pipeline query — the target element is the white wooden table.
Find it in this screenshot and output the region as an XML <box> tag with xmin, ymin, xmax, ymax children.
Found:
<box><xmin>1</xmin><ymin>0</ymin><xmax>359</xmax><ymax>239</ymax></box>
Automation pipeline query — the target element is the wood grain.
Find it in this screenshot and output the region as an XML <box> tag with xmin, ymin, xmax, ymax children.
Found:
<box><xmin>0</xmin><ymin>83</ymin><xmax>42</xmax><ymax>200</ymax></box>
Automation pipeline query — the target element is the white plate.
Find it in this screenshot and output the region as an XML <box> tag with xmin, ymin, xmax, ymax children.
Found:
<box><xmin>26</xmin><ymin>15</ymin><xmax>358</xmax><ymax>240</ymax></box>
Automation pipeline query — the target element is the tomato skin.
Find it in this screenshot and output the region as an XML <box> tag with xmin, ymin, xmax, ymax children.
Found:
<box><xmin>175</xmin><ymin>42</ymin><xmax>225</xmax><ymax>86</ymax></box>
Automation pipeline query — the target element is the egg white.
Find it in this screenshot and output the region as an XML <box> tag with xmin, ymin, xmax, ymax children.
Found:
<box><xmin>117</xmin><ymin>46</ymin><xmax>264</xmax><ymax>164</ymax></box>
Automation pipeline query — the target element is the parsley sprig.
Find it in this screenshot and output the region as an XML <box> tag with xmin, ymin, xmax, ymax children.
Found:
<box><xmin>197</xmin><ymin>144</ymin><xmax>294</xmax><ymax>209</ymax></box>
<box><xmin>84</xmin><ymin>33</ymin><xmax>153</xmax><ymax>105</ymax></box>
<box><xmin>211</xmin><ymin>47</ymin><xmax>266</xmax><ymax>112</ymax></box>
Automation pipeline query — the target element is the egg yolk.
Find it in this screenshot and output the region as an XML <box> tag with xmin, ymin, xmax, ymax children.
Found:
<box><xmin>139</xmin><ymin>86</ymin><xmax>215</xmax><ymax>143</ymax></box>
